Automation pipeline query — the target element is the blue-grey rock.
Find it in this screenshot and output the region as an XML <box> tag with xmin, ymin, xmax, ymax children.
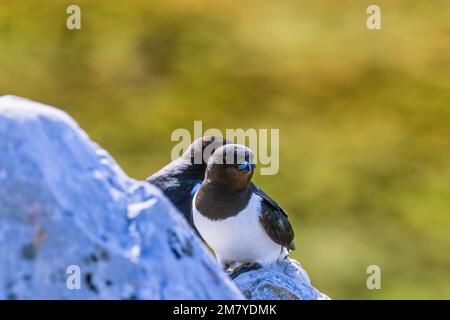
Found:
<box><xmin>0</xmin><ymin>95</ymin><xmax>329</xmax><ymax>300</ymax></box>
<box><xmin>0</xmin><ymin>95</ymin><xmax>243</xmax><ymax>300</ymax></box>
<box><xmin>233</xmin><ymin>259</ymin><xmax>330</xmax><ymax>300</ymax></box>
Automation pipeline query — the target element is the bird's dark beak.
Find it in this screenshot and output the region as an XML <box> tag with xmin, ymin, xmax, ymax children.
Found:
<box><xmin>238</xmin><ymin>161</ymin><xmax>256</xmax><ymax>173</ymax></box>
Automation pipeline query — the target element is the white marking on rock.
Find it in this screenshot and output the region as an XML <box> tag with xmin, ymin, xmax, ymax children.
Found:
<box><xmin>129</xmin><ymin>245</ymin><xmax>141</xmax><ymax>263</ymax></box>
<box><xmin>127</xmin><ymin>198</ymin><xmax>157</xmax><ymax>219</ymax></box>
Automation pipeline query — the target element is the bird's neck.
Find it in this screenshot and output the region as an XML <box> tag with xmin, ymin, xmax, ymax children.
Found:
<box><xmin>195</xmin><ymin>182</ymin><xmax>252</xmax><ymax>221</ymax></box>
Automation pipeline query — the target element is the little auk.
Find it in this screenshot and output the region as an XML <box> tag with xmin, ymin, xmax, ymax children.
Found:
<box><xmin>147</xmin><ymin>136</ymin><xmax>230</xmax><ymax>221</ymax></box>
<box><xmin>192</xmin><ymin>144</ymin><xmax>295</xmax><ymax>272</ymax></box>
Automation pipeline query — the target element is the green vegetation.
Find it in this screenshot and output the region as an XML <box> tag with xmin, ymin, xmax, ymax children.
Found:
<box><xmin>1</xmin><ymin>0</ymin><xmax>449</xmax><ymax>299</ymax></box>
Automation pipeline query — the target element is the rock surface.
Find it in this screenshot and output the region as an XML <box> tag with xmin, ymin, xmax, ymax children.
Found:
<box><xmin>0</xmin><ymin>95</ymin><xmax>329</xmax><ymax>300</ymax></box>
<box><xmin>0</xmin><ymin>95</ymin><xmax>242</xmax><ymax>299</ymax></box>
<box><xmin>233</xmin><ymin>259</ymin><xmax>330</xmax><ymax>300</ymax></box>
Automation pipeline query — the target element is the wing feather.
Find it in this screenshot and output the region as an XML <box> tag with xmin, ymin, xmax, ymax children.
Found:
<box><xmin>253</xmin><ymin>184</ymin><xmax>296</xmax><ymax>251</ymax></box>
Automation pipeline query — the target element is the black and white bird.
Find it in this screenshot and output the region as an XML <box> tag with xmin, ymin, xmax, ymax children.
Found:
<box><xmin>191</xmin><ymin>144</ymin><xmax>295</xmax><ymax>271</ymax></box>
<box><xmin>147</xmin><ymin>136</ymin><xmax>229</xmax><ymax>221</ymax></box>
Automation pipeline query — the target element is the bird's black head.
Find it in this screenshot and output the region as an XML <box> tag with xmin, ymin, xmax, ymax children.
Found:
<box><xmin>183</xmin><ymin>136</ymin><xmax>231</xmax><ymax>166</ymax></box>
<box><xmin>205</xmin><ymin>144</ymin><xmax>256</xmax><ymax>191</ymax></box>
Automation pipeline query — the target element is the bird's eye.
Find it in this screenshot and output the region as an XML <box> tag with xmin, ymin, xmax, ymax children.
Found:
<box><xmin>237</xmin><ymin>161</ymin><xmax>256</xmax><ymax>173</ymax></box>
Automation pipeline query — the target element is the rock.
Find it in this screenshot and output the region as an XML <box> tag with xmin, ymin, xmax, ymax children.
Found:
<box><xmin>0</xmin><ymin>95</ymin><xmax>330</xmax><ymax>300</ymax></box>
<box><xmin>232</xmin><ymin>259</ymin><xmax>330</xmax><ymax>300</ymax></box>
<box><xmin>0</xmin><ymin>95</ymin><xmax>243</xmax><ymax>299</ymax></box>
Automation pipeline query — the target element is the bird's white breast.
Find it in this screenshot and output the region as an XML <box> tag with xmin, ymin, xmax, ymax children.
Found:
<box><xmin>192</xmin><ymin>193</ymin><xmax>285</xmax><ymax>266</ymax></box>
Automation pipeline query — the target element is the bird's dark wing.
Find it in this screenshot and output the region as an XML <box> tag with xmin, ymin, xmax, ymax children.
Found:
<box><xmin>147</xmin><ymin>160</ymin><xmax>205</xmax><ymax>220</ymax></box>
<box><xmin>252</xmin><ymin>184</ymin><xmax>296</xmax><ymax>251</ymax></box>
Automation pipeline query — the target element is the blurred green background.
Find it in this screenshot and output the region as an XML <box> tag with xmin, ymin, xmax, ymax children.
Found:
<box><xmin>1</xmin><ymin>0</ymin><xmax>449</xmax><ymax>299</ymax></box>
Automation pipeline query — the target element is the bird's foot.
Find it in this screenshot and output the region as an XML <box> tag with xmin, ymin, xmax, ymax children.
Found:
<box><xmin>229</xmin><ymin>262</ymin><xmax>262</xmax><ymax>280</ymax></box>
